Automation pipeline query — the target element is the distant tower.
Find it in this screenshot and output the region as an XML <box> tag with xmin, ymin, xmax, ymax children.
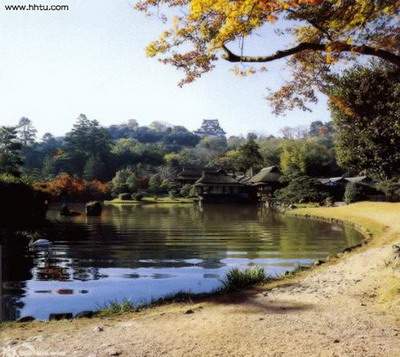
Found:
<box><xmin>194</xmin><ymin>119</ymin><xmax>226</xmax><ymax>137</ymax></box>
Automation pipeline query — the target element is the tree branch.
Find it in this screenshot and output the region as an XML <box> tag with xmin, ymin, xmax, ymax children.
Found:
<box><xmin>222</xmin><ymin>42</ymin><xmax>400</xmax><ymax>67</ymax></box>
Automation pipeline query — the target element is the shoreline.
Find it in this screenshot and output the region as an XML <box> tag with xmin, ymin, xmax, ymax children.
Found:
<box><xmin>1</xmin><ymin>202</ymin><xmax>400</xmax><ymax>356</ymax></box>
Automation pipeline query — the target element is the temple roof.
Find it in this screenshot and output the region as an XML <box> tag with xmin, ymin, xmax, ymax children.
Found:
<box><xmin>195</xmin><ymin>170</ymin><xmax>243</xmax><ymax>186</ymax></box>
<box><xmin>248</xmin><ymin>166</ymin><xmax>281</xmax><ymax>185</ymax></box>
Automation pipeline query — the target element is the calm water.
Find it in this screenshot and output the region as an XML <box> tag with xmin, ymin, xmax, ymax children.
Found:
<box><xmin>0</xmin><ymin>204</ymin><xmax>363</xmax><ymax>321</ymax></box>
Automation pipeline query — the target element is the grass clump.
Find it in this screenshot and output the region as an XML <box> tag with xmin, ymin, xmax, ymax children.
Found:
<box><xmin>220</xmin><ymin>266</ymin><xmax>267</xmax><ymax>292</ymax></box>
<box><xmin>98</xmin><ymin>299</ymin><xmax>136</xmax><ymax>316</ymax></box>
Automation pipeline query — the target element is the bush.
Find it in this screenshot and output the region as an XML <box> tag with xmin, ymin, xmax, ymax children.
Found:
<box><xmin>180</xmin><ymin>184</ymin><xmax>192</xmax><ymax>197</ymax></box>
<box><xmin>376</xmin><ymin>178</ymin><xmax>400</xmax><ymax>202</ymax></box>
<box><xmin>133</xmin><ymin>193</ymin><xmax>144</xmax><ymax>201</ymax></box>
<box><xmin>168</xmin><ymin>189</ymin><xmax>178</xmax><ymax>199</ymax></box>
<box><xmin>34</xmin><ymin>173</ymin><xmax>110</xmax><ymax>202</ymax></box>
<box><xmin>344</xmin><ymin>182</ymin><xmax>363</xmax><ymax>204</ymax></box>
<box><xmin>98</xmin><ymin>299</ymin><xmax>136</xmax><ymax>316</ymax></box>
<box><xmin>118</xmin><ymin>193</ymin><xmax>132</xmax><ymax>200</ymax></box>
<box><xmin>189</xmin><ymin>185</ymin><xmax>198</xmax><ymax>197</ymax></box>
<box><xmin>275</xmin><ymin>175</ymin><xmax>329</xmax><ymax>204</ymax></box>
<box><xmin>221</xmin><ymin>266</ymin><xmax>266</xmax><ymax>292</ymax></box>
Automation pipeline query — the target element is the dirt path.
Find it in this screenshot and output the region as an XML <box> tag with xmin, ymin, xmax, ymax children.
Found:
<box><xmin>1</xmin><ymin>203</ymin><xmax>400</xmax><ymax>357</ymax></box>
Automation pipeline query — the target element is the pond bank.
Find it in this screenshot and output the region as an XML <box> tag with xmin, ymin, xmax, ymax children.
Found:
<box><xmin>104</xmin><ymin>197</ymin><xmax>195</xmax><ymax>205</ymax></box>
<box><xmin>1</xmin><ymin>202</ymin><xmax>400</xmax><ymax>356</ymax></box>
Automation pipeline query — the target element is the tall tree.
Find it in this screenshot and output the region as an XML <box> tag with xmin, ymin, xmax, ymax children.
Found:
<box><xmin>136</xmin><ymin>0</ymin><xmax>400</xmax><ymax>113</ymax></box>
<box><xmin>64</xmin><ymin>114</ymin><xmax>113</xmax><ymax>178</ymax></box>
<box><xmin>237</xmin><ymin>138</ymin><xmax>263</xmax><ymax>172</ymax></box>
<box><xmin>17</xmin><ymin>117</ymin><xmax>37</xmax><ymax>146</ymax></box>
<box><xmin>328</xmin><ymin>62</ymin><xmax>400</xmax><ymax>179</ymax></box>
<box><xmin>0</xmin><ymin>126</ymin><xmax>24</xmax><ymax>177</ymax></box>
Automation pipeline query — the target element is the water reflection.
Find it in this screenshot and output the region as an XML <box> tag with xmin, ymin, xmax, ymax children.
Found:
<box><xmin>1</xmin><ymin>204</ymin><xmax>363</xmax><ymax>320</ymax></box>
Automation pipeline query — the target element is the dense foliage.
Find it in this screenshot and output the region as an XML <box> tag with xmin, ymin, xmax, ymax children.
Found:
<box><xmin>329</xmin><ymin>63</ymin><xmax>400</xmax><ymax>180</ymax></box>
<box><xmin>0</xmin><ymin>113</ymin><xmax>339</xmax><ymax>195</ymax></box>
<box><xmin>275</xmin><ymin>175</ymin><xmax>329</xmax><ymax>204</ymax></box>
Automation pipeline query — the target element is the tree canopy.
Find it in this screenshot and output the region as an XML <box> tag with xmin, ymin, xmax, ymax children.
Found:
<box><xmin>329</xmin><ymin>62</ymin><xmax>400</xmax><ymax>179</ymax></box>
<box><xmin>136</xmin><ymin>0</ymin><xmax>400</xmax><ymax>113</ymax></box>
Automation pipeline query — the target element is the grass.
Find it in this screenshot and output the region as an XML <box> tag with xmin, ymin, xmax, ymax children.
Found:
<box><xmin>220</xmin><ymin>266</ymin><xmax>267</xmax><ymax>292</ymax></box>
<box><xmin>105</xmin><ymin>196</ymin><xmax>195</xmax><ymax>205</ymax></box>
<box><xmin>286</xmin><ymin>201</ymin><xmax>395</xmax><ymax>239</ymax></box>
<box><xmin>95</xmin><ymin>267</ymin><xmax>268</xmax><ymax>317</ymax></box>
<box><xmin>97</xmin><ymin>299</ymin><xmax>137</xmax><ymax>317</ymax></box>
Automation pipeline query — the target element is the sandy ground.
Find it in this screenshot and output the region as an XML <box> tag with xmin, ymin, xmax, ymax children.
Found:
<box><xmin>1</xmin><ymin>203</ymin><xmax>400</xmax><ymax>357</ymax></box>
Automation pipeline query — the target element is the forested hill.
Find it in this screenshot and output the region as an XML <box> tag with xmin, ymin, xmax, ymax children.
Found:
<box><xmin>8</xmin><ymin>115</ymin><xmax>338</xmax><ymax>184</ymax></box>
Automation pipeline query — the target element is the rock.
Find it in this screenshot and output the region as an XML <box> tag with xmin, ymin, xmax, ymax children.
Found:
<box><xmin>333</xmin><ymin>339</ymin><xmax>340</xmax><ymax>343</ymax></box>
<box><xmin>60</xmin><ymin>204</ymin><xmax>80</xmax><ymax>217</ymax></box>
<box><xmin>93</xmin><ymin>326</ymin><xmax>104</xmax><ymax>332</ymax></box>
<box><xmin>17</xmin><ymin>316</ymin><xmax>35</xmax><ymax>323</ymax></box>
<box><xmin>86</xmin><ymin>201</ymin><xmax>102</xmax><ymax>216</ymax></box>
<box><xmin>60</xmin><ymin>204</ymin><xmax>71</xmax><ymax>216</ymax></box>
<box><xmin>184</xmin><ymin>309</ymin><xmax>194</xmax><ymax>314</ymax></box>
<box><xmin>106</xmin><ymin>348</ymin><xmax>122</xmax><ymax>356</ymax></box>
<box><xmin>49</xmin><ymin>313</ymin><xmax>73</xmax><ymax>321</ymax></box>
<box><xmin>106</xmin><ymin>349</ymin><xmax>122</xmax><ymax>356</ymax></box>
<box><xmin>314</xmin><ymin>259</ymin><xmax>325</xmax><ymax>266</ymax></box>
<box><xmin>75</xmin><ymin>311</ymin><xmax>94</xmax><ymax>319</ymax></box>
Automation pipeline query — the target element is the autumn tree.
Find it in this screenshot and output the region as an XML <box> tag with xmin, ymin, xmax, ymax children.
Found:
<box><xmin>136</xmin><ymin>0</ymin><xmax>400</xmax><ymax>112</ymax></box>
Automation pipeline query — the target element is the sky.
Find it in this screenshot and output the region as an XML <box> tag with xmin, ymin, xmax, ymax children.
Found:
<box><xmin>0</xmin><ymin>0</ymin><xmax>331</xmax><ymax>138</ymax></box>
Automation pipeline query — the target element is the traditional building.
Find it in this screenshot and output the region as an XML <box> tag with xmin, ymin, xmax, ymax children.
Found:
<box><xmin>176</xmin><ymin>168</ymin><xmax>203</xmax><ymax>186</ymax></box>
<box><xmin>194</xmin><ymin>169</ymin><xmax>252</xmax><ymax>203</ymax></box>
<box><xmin>194</xmin><ymin>119</ymin><xmax>226</xmax><ymax>137</ymax></box>
<box><xmin>248</xmin><ymin>166</ymin><xmax>281</xmax><ymax>200</ymax></box>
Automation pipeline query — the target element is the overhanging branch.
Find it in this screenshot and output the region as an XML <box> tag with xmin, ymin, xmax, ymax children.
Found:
<box><xmin>222</xmin><ymin>42</ymin><xmax>400</xmax><ymax>67</ymax></box>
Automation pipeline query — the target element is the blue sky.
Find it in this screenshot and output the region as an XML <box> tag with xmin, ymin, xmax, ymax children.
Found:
<box><xmin>0</xmin><ymin>0</ymin><xmax>330</xmax><ymax>137</ymax></box>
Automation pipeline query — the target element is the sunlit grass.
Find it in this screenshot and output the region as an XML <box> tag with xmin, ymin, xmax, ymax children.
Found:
<box><xmin>220</xmin><ymin>266</ymin><xmax>267</xmax><ymax>292</ymax></box>
<box><xmin>97</xmin><ymin>299</ymin><xmax>137</xmax><ymax>316</ymax></box>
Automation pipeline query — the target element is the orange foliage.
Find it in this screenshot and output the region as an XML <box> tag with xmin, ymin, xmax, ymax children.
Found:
<box><xmin>34</xmin><ymin>173</ymin><xmax>110</xmax><ymax>201</ymax></box>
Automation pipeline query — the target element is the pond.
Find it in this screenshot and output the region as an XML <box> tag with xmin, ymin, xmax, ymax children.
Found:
<box><xmin>0</xmin><ymin>204</ymin><xmax>363</xmax><ymax>321</ymax></box>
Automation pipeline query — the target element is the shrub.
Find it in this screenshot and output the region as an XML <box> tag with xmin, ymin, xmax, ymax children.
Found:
<box><xmin>98</xmin><ymin>299</ymin><xmax>136</xmax><ymax>316</ymax></box>
<box><xmin>376</xmin><ymin>178</ymin><xmax>400</xmax><ymax>202</ymax></box>
<box><xmin>148</xmin><ymin>174</ymin><xmax>162</xmax><ymax>194</ymax></box>
<box><xmin>189</xmin><ymin>185</ymin><xmax>198</xmax><ymax>197</ymax></box>
<box><xmin>221</xmin><ymin>266</ymin><xmax>266</xmax><ymax>292</ymax></box>
<box><xmin>134</xmin><ymin>193</ymin><xmax>144</xmax><ymax>201</ymax></box>
<box><xmin>344</xmin><ymin>182</ymin><xmax>363</xmax><ymax>204</ymax></box>
<box><xmin>180</xmin><ymin>184</ymin><xmax>192</xmax><ymax>197</ymax></box>
<box><xmin>118</xmin><ymin>193</ymin><xmax>132</xmax><ymax>200</ymax></box>
<box><xmin>33</xmin><ymin>173</ymin><xmax>110</xmax><ymax>202</ymax></box>
<box><xmin>275</xmin><ymin>175</ymin><xmax>329</xmax><ymax>204</ymax></box>
<box><xmin>168</xmin><ymin>189</ymin><xmax>178</xmax><ymax>199</ymax></box>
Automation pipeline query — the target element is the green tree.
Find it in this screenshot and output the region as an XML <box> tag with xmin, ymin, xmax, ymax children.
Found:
<box><xmin>111</xmin><ymin>168</ymin><xmax>138</xmax><ymax>194</ymax></box>
<box><xmin>64</xmin><ymin>114</ymin><xmax>113</xmax><ymax>178</ymax></box>
<box><xmin>0</xmin><ymin>126</ymin><xmax>23</xmax><ymax>177</ymax></box>
<box><xmin>17</xmin><ymin>117</ymin><xmax>37</xmax><ymax>146</ymax></box>
<box><xmin>83</xmin><ymin>156</ymin><xmax>107</xmax><ymax>181</ymax></box>
<box><xmin>237</xmin><ymin>138</ymin><xmax>263</xmax><ymax>172</ymax></box>
<box><xmin>329</xmin><ymin>62</ymin><xmax>400</xmax><ymax>179</ymax></box>
<box><xmin>280</xmin><ymin>139</ymin><xmax>336</xmax><ymax>177</ymax></box>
